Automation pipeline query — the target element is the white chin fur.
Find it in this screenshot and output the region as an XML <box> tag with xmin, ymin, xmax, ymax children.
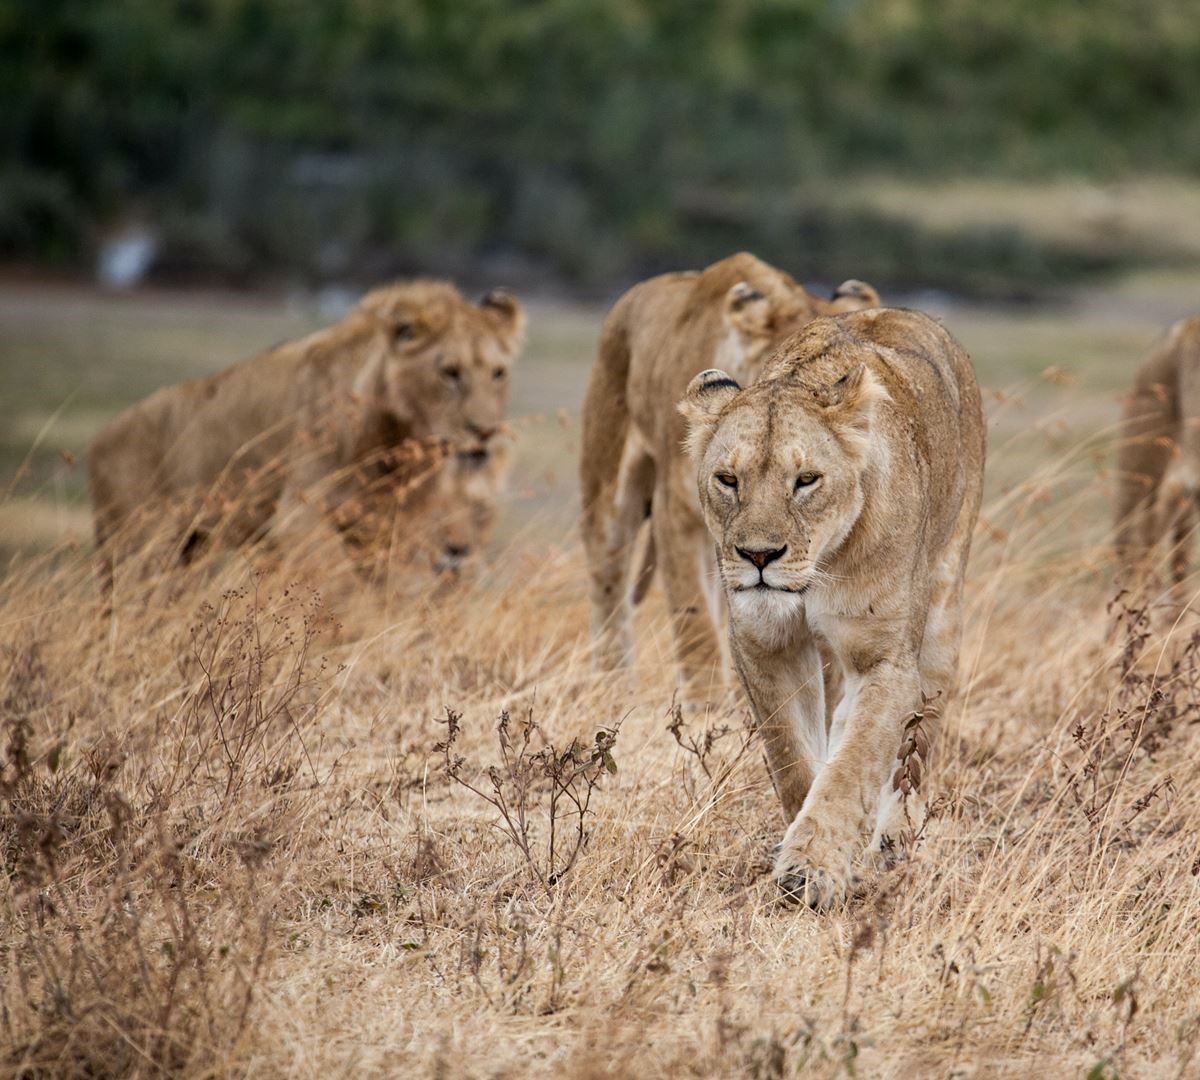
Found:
<box><xmin>728</xmin><ymin>588</ymin><xmax>806</xmax><ymax>648</ymax></box>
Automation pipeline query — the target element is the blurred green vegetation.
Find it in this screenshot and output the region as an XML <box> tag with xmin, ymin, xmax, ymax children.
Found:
<box><xmin>2</xmin><ymin>0</ymin><xmax>1199</xmax><ymax>293</ymax></box>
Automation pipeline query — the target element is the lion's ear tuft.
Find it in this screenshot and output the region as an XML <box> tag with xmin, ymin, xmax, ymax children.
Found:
<box><xmin>829</xmin><ymin>279</ymin><xmax>881</xmax><ymax>312</ymax></box>
<box><xmin>815</xmin><ymin>362</ymin><xmax>889</xmax><ymax>452</ymax></box>
<box><xmin>480</xmin><ymin>288</ymin><xmax>525</xmax><ymax>347</ymax></box>
<box><xmin>724</xmin><ymin>282</ymin><xmax>774</xmax><ymax>339</ymax></box>
<box><xmin>679</xmin><ymin>369</ymin><xmax>741</xmax><ymax>458</ymax></box>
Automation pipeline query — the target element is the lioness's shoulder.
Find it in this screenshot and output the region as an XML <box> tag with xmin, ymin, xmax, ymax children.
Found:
<box><xmin>682</xmin><ymin>252</ymin><xmax>803</xmax><ymax>312</ymax></box>
<box><xmin>1164</xmin><ymin>315</ymin><xmax>1200</xmax><ymax>362</ymax></box>
<box><xmin>762</xmin><ymin>308</ymin><xmax>956</xmax><ymax>377</ymax></box>
<box><xmin>834</xmin><ymin>307</ymin><xmax>957</xmax><ymax>356</ymax></box>
<box><xmin>1168</xmin><ymin>315</ymin><xmax>1200</xmax><ymax>344</ymax></box>
<box><xmin>1128</xmin><ymin>315</ymin><xmax>1200</xmax><ymax>396</ymax></box>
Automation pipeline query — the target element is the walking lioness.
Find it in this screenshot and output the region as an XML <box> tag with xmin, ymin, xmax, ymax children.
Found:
<box><xmin>580</xmin><ymin>253</ymin><xmax>880</xmax><ymax>702</ymax></box>
<box><xmin>89</xmin><ymin>279</ymin><xmax>523</xmax><ymax>596</ymax></box>
<box><xmin>679</xmin><ymin>308</ymin><xmax>985</xmax><ymax>907</ymax></box>
<box><xmin>1115</xmin><ymin>316</ymin><xmax>1200</xmax><ymax>586</ymax></box>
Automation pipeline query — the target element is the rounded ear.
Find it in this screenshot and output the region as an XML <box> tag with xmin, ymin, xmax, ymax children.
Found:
<box><xmin>678</xmin><ymin>368</ymin><xmax>741</xmax><ymax>458</ymax></box>
<box><xmin>480</xmin><ymin>288</ymin><xmax>526</xmax><ymax>347</ymax></box>
<box><xmin>359</xmin><ymin>291</ymin><xmax>429</xmax><ymax>351</ymax></box>
<box><xmin>724</xmin><ymin>282</ymin><xmax>773</xmax><ymax>339</ymax></box>
<box><xmin>814</xmin><ymin>363</ymin><xmax>889</xmax><ymax>452</ymax></box>
<box><xmin>829</xmin><ymin>279</ymin><xmax>881</xmax><ymax>313</ymax></box>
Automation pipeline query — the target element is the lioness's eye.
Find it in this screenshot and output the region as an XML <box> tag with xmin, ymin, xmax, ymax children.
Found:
<box><xmin>492</xmin><ymin>366</ymin><xmax>507</xmax><ymax>382</ymax></box>
<box><xmin>393</xmin><ymin>322</ymin><xmax>415</xmax><ymax>343</ymax></box>
<box><xmin>441</xmin><ymin>366</ymin><xmax>463</xmax><ymax>384</ymax></box>
<box><xmin>794</xmin><ymin>472</ymin><xmax>821</xmax><ymax>490</ymax></box>
<box><xmin>715</xmin><ymin>473</ymin><xmax>738</xmax><ymax>489</ymax></box>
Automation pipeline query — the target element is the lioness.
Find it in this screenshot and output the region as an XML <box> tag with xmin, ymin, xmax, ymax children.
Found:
<box><xmin>580</xmin><ymin>252</ymin><xmax>880</xmax><ymax>703</ymax></box>
<box><xmin>1115</xmin><ymin>317</ymin><xmax>1200</xmax><ymax>586</ymax></box>
<box><xmin>89</xmin><ymin>280</ymin><xmax>523</xmax><ymax>595</ymax></box>
<box><xmin>680</xmin><ymin>308</ymin><xmax>985</xmax><ymax>907</ymax></box>
<box><xmin>343</xmin><ymin>443</ymin><xmax>511</xmax><ymax>581</ymax></box>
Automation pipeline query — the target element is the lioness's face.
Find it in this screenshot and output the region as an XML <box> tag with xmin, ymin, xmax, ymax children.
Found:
<box><xmin>361</xmin><ymin>284</ymin><xmax>524</xmax><ymax>450</ymax></box>
<box><xmin>680</xmin><ymin>364</ymin><xmax>882</xmax><ymax>630</ymax></box>
<box><xmin>430</xmin><ymin>445</ymin><xmax>508</xmax><ymax>575</ymax></box>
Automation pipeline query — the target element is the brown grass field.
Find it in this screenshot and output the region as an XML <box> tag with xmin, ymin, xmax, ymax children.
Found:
<box><xmin>2</xmin><ymin>273</ymin><xmax>1200</xmax><ymax>1077</ymax></box>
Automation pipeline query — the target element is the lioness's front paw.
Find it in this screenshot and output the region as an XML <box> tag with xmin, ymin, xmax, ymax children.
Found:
<box><xmin>772</xmin><ymin>820</ymin><xmax>856</xmax><ymax>910</ymax></box>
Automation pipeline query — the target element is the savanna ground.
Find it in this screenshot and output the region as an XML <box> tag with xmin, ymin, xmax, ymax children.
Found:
<box><xmin>2</xmin><ymin>266</ymin><xmax>1200</xmax><ymax>1078</ymax></box>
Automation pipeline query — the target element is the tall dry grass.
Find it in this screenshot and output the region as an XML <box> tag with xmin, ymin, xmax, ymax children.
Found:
<box><xmin>2</xmin><ymin>417</ymin><xmax>1200</xmax><ymax>1078</ymax></box>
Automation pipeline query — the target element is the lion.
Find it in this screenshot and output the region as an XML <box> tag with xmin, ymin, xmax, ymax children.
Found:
<box><xmin>580</xmin><ymin>252</ymin><xmax>880</xmax><ymax>703</ymax></box>
<box><xmin>1115</xmin><ymin>317</ymin><xmax>1200</xmax><ymax>588</ymax></box>
<box><xmin>342</xmin><ymin>442</ymin><xmax>511</xmax><ymax>582</ymax></box>
<box><xmin>88</xmin><ymin>280</ymin><xmax>523</xmax><ymax>598</ymax></box>
<box><xmin>678</xmin><ymin>308</ymin><xmax>985</xmax><ymax>907</ymax></box>
<box><xmin>431</xmin><ymin>445</ymin><xmax>510</xmax><ymax>575</ymax></box>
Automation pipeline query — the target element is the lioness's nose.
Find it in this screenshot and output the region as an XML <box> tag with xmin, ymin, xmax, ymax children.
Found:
<box><xmin>467</xmin><ymin>421</ymin><xmax>498</xmax><ymax>442</ymax></box>
<box><xmin>735</xmin><ymin>545</ymin><xmax>787</xmax><ymax>570</ymax></box>
<box><xmin>435</xmin><ymin>543</ymin><xmax>471</xmax><ymax>574</ymax></box>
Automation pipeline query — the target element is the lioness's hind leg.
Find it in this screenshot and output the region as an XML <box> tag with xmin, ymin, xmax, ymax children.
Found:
<box><xmin>918</xmin><ymin>514</ymin><xmax>974</xmax><ymax>702</ymax></box>
<box><xmin>873</xmin><ymin>534</ymin><xmax>971</xmax><ymax>853</ymax></box>
<box><xmin>918</xmin><ymin>583</ymin><xmax>963</xmax><ymax>703</ymax></box>
<box><xmin>582</xmin><ymin>436</ymin><xmax>656</xmax><ymax>671</ymax></box>
<box><xmin>654</xmin><ymin>476</ymin><xmax>725</xmax><ymax>708</ymax></box>
<box><xmin>1169</xmin><ymin>493</ymin><xmax>1195</xmax><ymax>591</ymax></box>
<box><xmin>1155</xmin><ymin>460</ymin><xmax>1200</xmax><ymax>591</ymax></box>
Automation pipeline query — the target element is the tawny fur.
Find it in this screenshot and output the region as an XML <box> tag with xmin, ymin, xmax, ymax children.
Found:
<box><xmin>679</xmin><ymin>308</ymin><xmax>985</xmax><ymax>907</ymax></box>
<box><xmin>579</xmin><ymin>252</ymin><xmax>881</xmax><ymax>703</ymax></box>
<box><xmin>88</xmin><ymin>279</ymin><xmax>523</xmax><ymax>598</ymax></box>
<box><xmin>1115</xmin><ymin>317</ymin><xmax>1200</xmax><ymax>587</ymax></box>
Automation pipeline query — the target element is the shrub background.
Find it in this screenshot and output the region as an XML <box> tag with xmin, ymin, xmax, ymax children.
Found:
<box><xmin>4</xmin><ymin>0</ymin><xmax>1200</xmax><ymax>292</ymax></box>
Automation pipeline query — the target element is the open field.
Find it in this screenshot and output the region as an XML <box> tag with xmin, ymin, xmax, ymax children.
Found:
<box><xmin>2</xmin><ymin>274</ymin><xmax>1200</xmax><ymax>1076</ymax></box>
<box><xmin>823</xmin><ymin>177</ymin><xmax>1200</xmax><ymax>269</ymax></box>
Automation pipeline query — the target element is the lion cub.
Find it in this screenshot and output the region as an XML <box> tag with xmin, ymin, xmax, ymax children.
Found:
<box><xmin>580</xmin><ymin>252</ymin><xmax>880</xmax><ymax>704</ymax></box>
<box><xmin>1115</xmin><ymin>317</ymin><xmax>1200</xmax><ymax>587</ymax></box>
<box><xmin>680</xmin><ymin>309</ymin><xmax>985</xmax><ymax>907</ymax></box>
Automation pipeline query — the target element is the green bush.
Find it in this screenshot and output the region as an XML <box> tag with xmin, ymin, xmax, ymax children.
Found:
<box><xmin>2</xmin><ymin>0</ymin><xmax>1199</xmax><ymax>288</ymax></box>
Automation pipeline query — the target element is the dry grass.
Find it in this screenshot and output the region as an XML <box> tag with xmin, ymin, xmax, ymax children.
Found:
<box><xmin>3</xmin><ymin>280</ymin><xmax>1200</xmax><ymax>1077</ymax></box>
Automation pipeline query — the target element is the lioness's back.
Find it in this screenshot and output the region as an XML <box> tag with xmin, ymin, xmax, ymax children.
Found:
<box><xmin>848</xmin><ymin>308</ymin><xmax>985</xmax><ymax>540</ymax></box>
<box><xmin>766</xmin><ymin>307</ymin><xmax>983</xmax><ymax>449</ymax></box>
<box><xmin>763</xmin><ymin>308</ymin><xmax>985</xmax><ymax>552</ymax></box>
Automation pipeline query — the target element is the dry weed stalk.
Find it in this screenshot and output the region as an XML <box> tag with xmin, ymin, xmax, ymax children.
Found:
<box><xmin>666</xmin><ymin>699</ymin><xmax>736</xmax><ymax>782</ymax></box>
<box><xmin>435</xmin><ymin>706</ymin><xmax>620</xmax><ymax>893</ymax></box>
<box><xmin>0</xmin><ymin>582</ymin><xmax>335</xmax><ymax>1076</ymax></box>
<box><xmin>4</xmin><ymin>356</ymin><xmax>1200</xmax><ymax>1074</ymax></box>
<box><xmin>179</xmin><ymin>579</ymin><xmax>331</xmax><ymax>810</ymax></box>
<box><xmin>1070</xmin><ymin>589</ymin><xmax>1196</xmax><ymax>841</ymax></box>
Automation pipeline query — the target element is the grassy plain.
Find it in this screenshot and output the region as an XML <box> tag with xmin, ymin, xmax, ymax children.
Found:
<box><xmin>2</xmin><ymin>271</ymin><xmax>1199</xmax><ymax>1077</ymax></box>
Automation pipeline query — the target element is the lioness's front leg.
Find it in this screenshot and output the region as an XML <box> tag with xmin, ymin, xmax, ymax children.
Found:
<box><xmin>772</xmin><ymin>653</ymin><xmax>920</xmax><ymax>908</ymax></box>
<box><xmin>730</xmin><ymin>622</ymin><xmax>827</xmax><ymax>821</ymax></box>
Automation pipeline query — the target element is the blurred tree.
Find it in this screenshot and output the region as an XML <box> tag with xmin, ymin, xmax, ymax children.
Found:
<box><xmin>1</xmin><ymin>0</ymin><xmax>1197</xmax><ymax>289</ymax></box>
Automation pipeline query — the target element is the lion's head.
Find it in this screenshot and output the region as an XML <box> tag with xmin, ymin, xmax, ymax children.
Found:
<box><xmin>429</xmin><ymin>444</ymin><xmax>509</xmax><ymax>575</ymax></box>
<box><xmin>679</xmin><ymin>330</ymin><xmax>889</xmax><ymax>637</ymax></box>
<box><xmin>356</xmin><ymin>280</ymin><xmax>525</xmax><ymax>450</ymax></box>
